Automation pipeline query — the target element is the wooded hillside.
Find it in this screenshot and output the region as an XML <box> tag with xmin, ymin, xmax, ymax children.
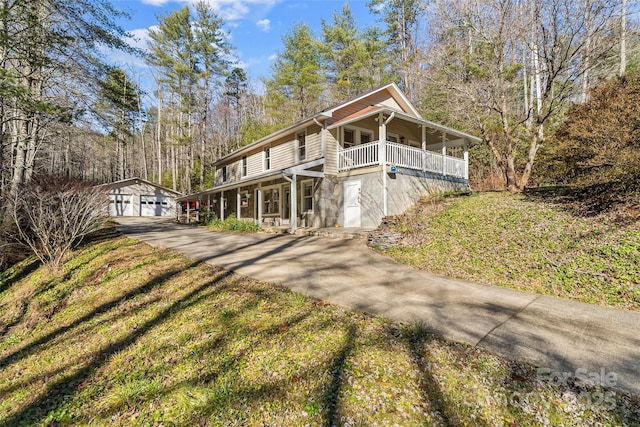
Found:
<box><xmin>1</xmin><ymin>0</ymin><xmax>637</xmax><ymax>195</ymax></box>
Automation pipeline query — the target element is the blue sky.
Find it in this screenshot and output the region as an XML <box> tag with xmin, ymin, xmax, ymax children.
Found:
<box><xmin>110</xmin><ymin>0</ymin><xmax>381</xmax><ymax>84</ymax></box>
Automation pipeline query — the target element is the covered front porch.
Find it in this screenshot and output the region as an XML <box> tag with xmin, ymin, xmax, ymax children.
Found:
<box><xmin>177</xmin><ymin>160</ymin><xmax>324</xmax><ymax>233</ymax></box>
<box><xmin>328</xmin><ymin>106</ymin><xmax>474</xmax><ymax>180</ymax></box>
<box><xmin>338</xmin><ymin>139</ymin><xmax>468</xmax><ymax>179</ymax></box>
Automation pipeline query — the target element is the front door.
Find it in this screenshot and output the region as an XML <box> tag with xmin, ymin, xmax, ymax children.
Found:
<box><xmin>343</xmin><ymin>180</ymin><xmax>361</xmax><ymax>227</ymax></box>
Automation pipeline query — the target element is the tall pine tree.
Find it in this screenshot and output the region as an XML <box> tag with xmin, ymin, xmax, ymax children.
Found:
<box><xmin>263</xmin><ymin>23</ymin><xmax>325</xmax><ymax>124</ymax></box>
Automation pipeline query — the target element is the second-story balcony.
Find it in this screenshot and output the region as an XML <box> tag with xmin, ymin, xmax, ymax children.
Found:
<box><xmin>338</xmin><ymin>140</ymin><xmax>468</xmax><ymax>179</ymax></box>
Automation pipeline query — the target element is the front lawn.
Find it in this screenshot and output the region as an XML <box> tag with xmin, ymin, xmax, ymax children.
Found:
<box><xmin>381</xmin><ymin>191</ymin><xmax>640</xmax><ymax>311</ymax></box>
<box><xmin>1</xmin><ymin>235</ymin><xmax>638</xmax><ymax>425</ymax></box>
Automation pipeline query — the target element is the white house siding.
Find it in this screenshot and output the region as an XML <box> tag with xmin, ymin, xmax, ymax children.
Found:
<box><xmin>215</xmin><ymin>159</ymin><xmax>242</xmax><ymax>186</ymax></box>
<box><xmin>325</xmin><ymin>132</ymin><xmax>338</xmax><ymax>175</ymax></box>
<box><xmin>247</xmin><ymin>147</ymin><xmax>263</xmax><ymax>176</ymax></box>
<box><xmin>268</xmin><ymin>135</ymin><xmax>295</xmax><ymax>170</ymax></box>
<box><xmin>304</xmin><ymin>125</ymin><xmax>323</xmax><ymax>161</ymax></box>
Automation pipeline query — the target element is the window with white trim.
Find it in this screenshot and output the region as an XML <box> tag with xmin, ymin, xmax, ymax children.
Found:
<box><xmin>241</xmin><ymin>155</ymin><xmax>247</xmax><ymax>177</ymax></box>
<box><xmin>302</xmin><ymin>181</ymin><xmax>313</xmax><ymax>212</ymax></box>
<box><xmin>344</xmin><ymin>127</ymin><xmax>373</xmax><ymax>147</ymax></box>
<box><xmin>296</xmin><ymin>131</ymin><xmax>306</xmax><ymax>161</ymax></box>
<box><xmin>344</xmin><ymin>129</ymin><xmax>355</xmax><ymax>148</ymax></box>
<box><xmin>263</xmin><ymin>187</ymin><xmax>279</xmax><ymax>214</ymax></box>
<box><xmin>221</xmin><ymin>165</ymin><xmax>228</xmax><ymax>183</ymax></box>
<box><xmin>264</xmin><ymin>146</ymin><xmax>271</xmax><ymax>170</ymax></box>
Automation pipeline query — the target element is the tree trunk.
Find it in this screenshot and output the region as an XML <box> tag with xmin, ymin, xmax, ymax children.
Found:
<box><xmin>519</xmin><ymin>133</ymin><xmax>541</xmax><ymax>190</ymax></box>
<box><xmin>137</xmin><ymin>83</ymin><xmax>148</xmax><ymax>180</ymax></box>
<box><xmin>620</xmin><ymin>0</ymin><xmax>626</xmax><ymax>77</ymax></box>
<box><xmin>157</xmin><ymin>95</ymin><xmax>163</xmax><ymax>183</ymax></box>
<box><xmin>171</xmin><ymin>143</ymin><xmax>176</xmax><ymax>191</ymax></box>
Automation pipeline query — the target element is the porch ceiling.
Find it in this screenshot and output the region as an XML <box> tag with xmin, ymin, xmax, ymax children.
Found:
<box><xmin>327</xmin><ymin>106</ymin><xmax>481</xmax><ymax>146</ymax></box>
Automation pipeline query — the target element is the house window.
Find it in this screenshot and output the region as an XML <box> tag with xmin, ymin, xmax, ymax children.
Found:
<box><xmin>303</xmin><ymin>181</ymin><xmax>313</xmax><ymax>212</ymax></box>
<box><xmin>242</xmin><ymin>155</ymin><xmax>247</xmax><ymax>177</ymax></box>
<box><xmin>296</xmin><ymin>131</ymin><xmax>306</xmax><ymax>161</ymax></box>
<box><xmin>263</xmin><ymin>188</ymin><xmax>279</xmax><ymax>214</ymax></box>
<box><xmin>221</xmin><ymin>165</ymin><xmax>228</xmax><ymax>183</ymax></box>
<box><xmin>387</xmin><ymin>133</ymin><xmax>399</xmax><ymax>143</ymax></box>
<box><xmin>264</xmin><ymin>146</ymin><xmax>271</xmax><ymax>170</ymax></box>
<box><xmin>344</xmin><ymin>129</ymin><xmax>355</xmax><ymax>148</ymax></box>
<box><xmin>344</xmin><ymin>128</ymin><xmax>372</xmax><ymax>147</ymax></box>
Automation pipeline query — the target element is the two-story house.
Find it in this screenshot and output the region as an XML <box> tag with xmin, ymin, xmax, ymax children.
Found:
<box><xmin>178</xmin><ymin>83</ymin><xmax>481</xmax><ymax>230</ymax></box>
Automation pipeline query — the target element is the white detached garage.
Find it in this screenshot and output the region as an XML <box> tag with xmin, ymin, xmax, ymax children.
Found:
<box><xmin>98</xmin><ymin>177</ymin><xmax>182</xmax><ymax>218</ymax></box>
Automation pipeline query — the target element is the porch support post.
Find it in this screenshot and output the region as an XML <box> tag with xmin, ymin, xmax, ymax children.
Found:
<box><xmin>236</xmin><ymin>190</ymin><xmax>241</xmax><ymax>220</ymax></box>
<box><xmin>379</xmin><ymin>112</ymin><xmax>387</xmax><ymax>216</ymax></box>
<box><xmin>421</xmin><ymin>125</ymin><xmax>427</xmax><ymax>172</ymax></box>
<box><xmin>196</xmin><ymin>199</ymin><xmax>200</xmax><ymax>223</ymax></box>
<box><xmin>290</xmin><ymin>174</ymin><xmax>297</xmax><ymax>233</ymax></box>
<box><xmin>441</xmin><ymin>133</ymin><xmax>447</xmax><ymax>176</ymax></box>
<box><xmin>463</xmin><ymin>141</ymin><xmax>469</xmax><ymax>180</ymax></box>
<box><xmin>220</xmin><ymin>191</ymin><xmax>224</xmax><ymax>219</ymax></box>
<box><xmin>381</xmin><ymin>112</ymin><xmax>394</xmax><ymax>217</ymax></box>
<box><xmin>257</xmin><ymin>185</ymin><xmax>263</xmax><ymax>226</ymax></box>
<box><xmin>186</xmin><ymin>200</ymin><xmax>191</xmax><ymax>224</ymax></box>
<box><xmin>207</xmin><ymin>193</ymin><xmax>211</xmax><ymax>214</ymax></box>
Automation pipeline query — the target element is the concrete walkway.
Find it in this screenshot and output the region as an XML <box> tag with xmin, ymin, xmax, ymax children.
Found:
<box><xmin>116</xmin><ymin>217</ymin><xmax>640</xmax><ymax>395</ymax></box>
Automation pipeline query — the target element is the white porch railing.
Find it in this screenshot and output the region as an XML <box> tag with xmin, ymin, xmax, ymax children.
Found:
<box><xmin>338</xmin><ymin>140</ymin><xmax>468</xmax><ymax>179</ymax></box>
<box><xmin>339</xmin><ymin>142</ymin><xmax>379</xmax><ymax>170</ymax></box>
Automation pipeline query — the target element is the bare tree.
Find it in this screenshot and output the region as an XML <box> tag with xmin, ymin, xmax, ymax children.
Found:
<box><xmin>426</xmin><ymin>0</ymin><xmax>620</xmax><ymax>191</ymax></box>
<box><xmin>10</xmin><ymin>176</ymin><xmax>109</xmax><ymax>269</ymax></box>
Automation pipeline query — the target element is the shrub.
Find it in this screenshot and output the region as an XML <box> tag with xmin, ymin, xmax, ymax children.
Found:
<box><xmin>9</xmin><ymin>176</ymin><xmax>109</xmax><ymax>269</ymax></box>
<box><xmin>207</xmin><ymin>216</ymin><xmax>261</xmax><ymax>232</ymax></box>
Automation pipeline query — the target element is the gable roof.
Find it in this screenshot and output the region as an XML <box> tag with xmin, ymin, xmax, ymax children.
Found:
<box><xmin>321</xmin><ymin>82</ymin><xmax>421</xmax><ymax>119</ymax></box>
<box><xmin>213</xmin><ymin>82</ymin><xmax>419</xmax><ymax>166</ymax></box>
<box><xmin>97</xmin><ymin>177</ymin><xmax>183</xmax><ymax>196</ymax></box>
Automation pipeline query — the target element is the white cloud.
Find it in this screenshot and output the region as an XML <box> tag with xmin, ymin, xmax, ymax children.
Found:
<box><xmin>185</xmin><ymin>0</ymin><xmax>279</xmax><ymax>22</ymax></box>
<box><xmin>267</xmin><ymin>53</ymin><xmax>277</xmax><ymax>61</ymax></box>
<box><xmin>125</xmin><ymin>27</ymin><xmax>155</xmax><ymax>51</ymax></box>
<box><xmin>137</xmin><ymin>0</ymin><xmax>280</xmax><ymax>24</ymax></box>
<box><xmin>256</xmin><ymin>18</ymin><xmax>271</xmax><ymax>32</ymax></box>
<box><xmin>140</xmin><ymin>0</ymin><xmax>170</xmax><ymax>6</ymax></box>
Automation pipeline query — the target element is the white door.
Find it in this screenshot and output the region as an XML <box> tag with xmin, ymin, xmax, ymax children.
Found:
<box><xmin>140</xmin><ymin>195</ymin><xmax>172</xmax><ymax>216</ymax></box>
<box><xmin>109</xmin><ymin>194</ymin><xmax>133</xmax><ymax>216</ymax></box>
<box><xmin>343</xmin><ymin>180</ymin><xmax>361</xmax><ymax>227</ymax></box>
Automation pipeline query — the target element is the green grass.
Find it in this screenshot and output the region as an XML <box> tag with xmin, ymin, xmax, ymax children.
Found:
<box><xmin>383</xmin><ymin>191</ymin><xmax>640</xmax><ymax>311</ymax></box>
<box><xmin>1</xmin><ymin>235</ymin><xmax>639</xmax><ymax>426</ymax></box>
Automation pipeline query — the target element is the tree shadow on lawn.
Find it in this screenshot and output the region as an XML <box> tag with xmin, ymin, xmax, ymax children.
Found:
<box><xmin>321</xmin><ymin>322</ymin><xmax>356</xmax><ymax>426</ymax></box>
<box><xmin>0</xmin><ymin>257</ymin><xmax>41</xmax><ymax>294</ymax></box>
<box><xmin>0</xmin><ymin>259</ymin><xmax>198</xmax><ymax>371</ymax></box>
<box><xmin>401</xmin><ymin>322</ymin><xmax>468</xmax><ymax>427</ymax></box>
<box><xmin>0</xmin><ymin>262</ymin><xmax>233</xmax><ymax>426</ymax></box>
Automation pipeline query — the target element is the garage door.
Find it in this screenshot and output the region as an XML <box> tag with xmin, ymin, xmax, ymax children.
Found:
<box><xmin>109</xmin><ymin>194</ymin><xmax>133</xmax><ymax>216</ymax></box>
<box><xmin>140</xmin><ymin>195</ymin><xmax>172</xmax><ymax>217</ymax></box>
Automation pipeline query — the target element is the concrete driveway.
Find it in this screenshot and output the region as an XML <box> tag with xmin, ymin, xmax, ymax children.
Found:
<box><xmin>116</xmin><ymin>217</ymin><xmax>640</xmax><ymax>395</ymax></box>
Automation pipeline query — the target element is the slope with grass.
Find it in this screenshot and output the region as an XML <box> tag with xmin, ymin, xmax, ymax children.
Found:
<box><xmin>381</xmin><ymin>191</ymin><xmax>640</xmax><ymax>311</ymax></box>
<box><xmin>1</xmin><ymin>233</ymin><xmax>639</xmax><ymax>426</ymax></box>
